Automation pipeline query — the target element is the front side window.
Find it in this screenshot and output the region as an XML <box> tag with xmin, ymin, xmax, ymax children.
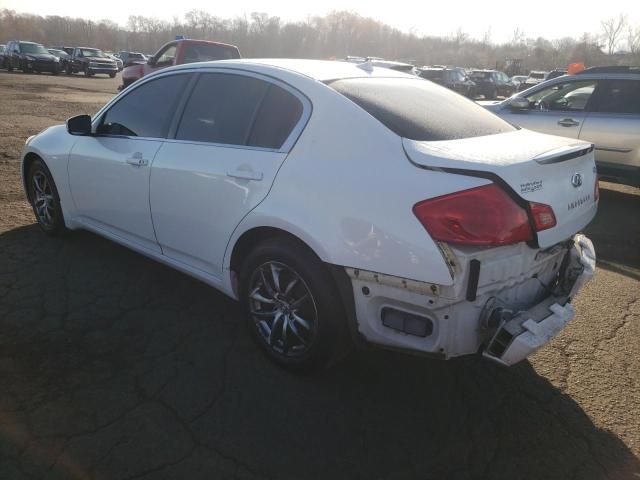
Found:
<box><xmin>329</xmin><ymin>77</ymin><xmax>515</xmax><ymax>141</ymax></box>
<box><xmin>525</xmin><ymin>80</ymin><xmax>597</xmax><ymax>112</ymax></box>
<box><xmin>156</xmin><ymin>46</ymin><xmax>176</xmax><ymax>66</ymax></box>
<box><xmin>97</xmin><ymin>74</ymin><xmax>190</xmax><ymax>138</ymax></box>
<box><xmin>590</xmin><ymin>80</ymin><xmax>640</xmax><ymax>114</ymax></box>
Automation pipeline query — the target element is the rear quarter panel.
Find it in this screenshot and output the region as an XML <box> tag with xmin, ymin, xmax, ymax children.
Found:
<box><xmin>224</xmin><ymin>75</ymin><xmax>488</xmax><ymax>289</ymax></box>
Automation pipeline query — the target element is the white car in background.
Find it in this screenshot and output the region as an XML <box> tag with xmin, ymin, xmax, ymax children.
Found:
<box><xmin>21</xmin><ymin>59</ymin><xmax>597</xmax><ymax>371</ymax></box>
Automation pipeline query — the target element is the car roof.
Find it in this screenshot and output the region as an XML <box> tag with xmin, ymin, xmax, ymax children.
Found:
<box><xmin>168</xmin><ymin>58</ymin><xmax>417</xmax><ymax>81</ymax></box>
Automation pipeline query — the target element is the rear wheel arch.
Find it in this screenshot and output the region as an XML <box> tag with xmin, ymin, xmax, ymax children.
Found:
<box><xmin>228</xmin><ymin>226</ymin><xmax>361</xmax><ymax>348</ymax></box>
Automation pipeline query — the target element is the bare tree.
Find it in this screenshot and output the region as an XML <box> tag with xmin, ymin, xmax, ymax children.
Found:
<box><xmin>601</xmin><ymin>14</ymin><xmax>627</xmax><ymax>55</ymax></box>
<box><xmin>628</xmin><ymin>25</ymin><xmax>640</xmax><ymax>55</ymax></box>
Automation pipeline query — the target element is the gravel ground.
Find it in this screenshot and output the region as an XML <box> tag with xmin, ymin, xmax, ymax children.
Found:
<box><xmin>0</xmin><ymin>72</ymin><xmax>638</xmax><ymax>480</ymax></box>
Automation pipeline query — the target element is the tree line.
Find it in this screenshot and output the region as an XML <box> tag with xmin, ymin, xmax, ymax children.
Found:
<box><xmin>1</xmin><ymin>9</ymin><xmax>638</xmax><ymax>73</ymax></box>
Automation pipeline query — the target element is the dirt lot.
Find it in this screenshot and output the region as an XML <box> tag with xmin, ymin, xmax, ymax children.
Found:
<box><xmin>0</xmin><ymin>72</ymin><xmax>639</xmax><ymax>480</ymax></box>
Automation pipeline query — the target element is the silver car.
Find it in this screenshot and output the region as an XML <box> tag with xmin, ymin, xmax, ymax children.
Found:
<box><xmin>484</xmin><ymin>66</ymin><xmax>640</xmax><ymax>187</ymax></box>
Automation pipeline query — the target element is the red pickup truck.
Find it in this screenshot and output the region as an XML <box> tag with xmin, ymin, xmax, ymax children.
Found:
<box><xmin>120</xmin><ymin>39</ymin><xmax>241</xmax><ymax>89</ymax></box>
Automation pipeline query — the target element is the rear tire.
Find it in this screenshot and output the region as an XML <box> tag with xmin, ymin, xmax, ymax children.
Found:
<box><xmin>239</xmin><ymin>237</ymin><xmax>350</xmax><ymax>373</ymax></box>
<box><xmin>27</xmin><ymin>159</ymin><xmax>67</xmax><ymax>236</ymax></box>
<box><xmin>486</xmin><ymin>86</ymin><xmax>497</xmax><ymax>100</ymax></box>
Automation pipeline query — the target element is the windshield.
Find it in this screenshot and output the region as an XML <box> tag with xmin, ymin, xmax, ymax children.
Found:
<box><xmin>20</xmin><ymin>43</ymin><xmax>49</xmax><ymax>54</ymax></box>
<box><xmin>329</xmin><ymin>77</ymin><xmax>515</xmax><ymax>141</ymax></box>
<box><xmin>80</xmin><ymin>48</ymin><xmax>107</xmax><ymax>58</ymax></box>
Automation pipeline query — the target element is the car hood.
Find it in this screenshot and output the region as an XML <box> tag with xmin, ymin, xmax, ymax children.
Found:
<box><xmin>24</xmin><ymin>53</ymin><xmax>57</xmax><ymax>61</ymax></box>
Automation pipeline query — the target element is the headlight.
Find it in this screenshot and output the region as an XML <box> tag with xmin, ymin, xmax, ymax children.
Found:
<box><xmin>53</xmin><ymin>57</ymin><xmax>59</xmax><ymax>62</ymax></box>
<box><xmin>25</xmin><ymin>55</ymin><xmax>36</xmax><ymax>60</ymax></box>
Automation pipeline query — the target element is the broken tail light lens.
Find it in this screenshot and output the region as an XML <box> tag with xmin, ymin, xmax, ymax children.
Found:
<box><xmin>529</xmin><ymin>202</ymin><xmax>556</xmax><ymax>231</ymax></box>
<box><xmin>413</xmin><ymin>183</ymin><xmax>533</xmax><ymax>246</ymax></box>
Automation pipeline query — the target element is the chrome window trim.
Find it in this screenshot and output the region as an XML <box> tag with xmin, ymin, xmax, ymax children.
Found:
<box><xmin>91</xmin><ymin>65</ymin><xmax>312</xmax><ymax>154</ymax></box>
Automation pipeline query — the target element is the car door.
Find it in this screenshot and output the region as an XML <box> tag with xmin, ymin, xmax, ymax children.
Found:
<box><xmin>579</xmin><ymin>79</ymin><xmax>640</xmax><ymax>173</ymax></box>
<box><xmin>150</xmin><ymin>71</ymin><xmax>309</xmax><ymax>278</ymax></box>
<box><xmin>68</xmin><ymin>73</ymin><xmax>192</xmax><ymax>253</ymax></box>
<box><xmin>499</xmin><ymin>79</ymin><xmax>598</xmax><ymax>138</ymax></box>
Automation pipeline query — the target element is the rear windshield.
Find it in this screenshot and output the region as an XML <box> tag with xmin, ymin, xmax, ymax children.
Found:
<box><xmin>529</xmin><ymin>72</ymin><xmax>546</xmax><ymax>79</ymax></box>
<box><xmin>328</xmin><ymin>77</ymin><xmax>515</xmax><ymax>141</ymax></box>
<box><xmin>182</xmin><ymin>44</ymin><xmax>241</xmax><ymax>63</ymax></box>
<box><xmin>471</xmin><ymin>71</ymin><xmax>492</xmax><ymax>79</ymax></box>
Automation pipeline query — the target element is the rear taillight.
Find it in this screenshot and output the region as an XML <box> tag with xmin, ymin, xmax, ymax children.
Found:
<box><xmin>413</xmin><ymin>183</ymin><xmax>557</xmax><ymax>246</ymax></box>
<box><xmin>529</xmin><ymin>202</ymin><xmax>556</xmax><ymax>231</ymax></box>
<box><xmin>413</xmin><ymin>184</ymin><xmax>533</xmax><ymax>246</ymax></box>
<box><xmin>594</xmin><ymin>175</ymin><xmax>600</xmax><ymax>202</ymax></box>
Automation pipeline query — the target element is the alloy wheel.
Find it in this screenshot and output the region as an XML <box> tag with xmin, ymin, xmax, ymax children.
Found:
<box><xmin>248</xmin><ymin>261</ymin><xmax>318</xmax><ymax>358</ymax></box>
<box><xmin>31</xmin><ymin>171</ymin><xmax>56</xmax><ymax>227</ymax></box>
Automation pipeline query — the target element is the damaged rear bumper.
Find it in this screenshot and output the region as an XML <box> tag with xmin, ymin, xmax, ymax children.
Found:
<box><xmin>483</xmin><ymin>234</ymin><xmax>596</xmax><ymax>366</ymax></box>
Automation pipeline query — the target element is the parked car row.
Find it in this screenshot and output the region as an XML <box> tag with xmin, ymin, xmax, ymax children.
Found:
<box><xmin>483</xmin><ymin>65</ymin><xmax>640</xmax><ymax>187</ymax></box>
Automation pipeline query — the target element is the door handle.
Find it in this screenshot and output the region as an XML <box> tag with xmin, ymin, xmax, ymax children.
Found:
<box><xmin>227</xmin><ymin>170</ymin><xmax>263</xmax><ymax>181</ymax></box>
<box><xmin>558</xmin><ymin>118</ymin><xmax>580</xmax><ymax>127</ymax></box>
<box><xmin>126</xmin><ymin>152</ymin><xmax>149</xmax><ymax>167</ymax></box>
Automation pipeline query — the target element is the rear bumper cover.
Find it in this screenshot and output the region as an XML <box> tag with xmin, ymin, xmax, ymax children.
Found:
<box><xmin>483</xmin><ymin>234</ymin><xmax>596</xmax><ymax>366</ymax></box>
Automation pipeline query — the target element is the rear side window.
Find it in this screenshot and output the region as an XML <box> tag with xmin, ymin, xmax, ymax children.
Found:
<box><xmin>98</xmin><ymin>74</ymin><xmax>190</xmax><ymax>138</ymax></box>
<box><xmin>248</xmin><ymin>85</ymin><xmax>303</xmax><ymax>149</ymax></box>
<box><xmin>590</xmin><ymin>80</ymin><xmax>640</xmax><ymax>114</ymax></box>
<box><xmin>329</xmin><ymin>77</ymin><xmax>515</xmax><ymax>141</ymax></box>
<box><xmin>176</xmin><ymin>73</ymin><xmax>270</xmax><ymax>145</ymax></box>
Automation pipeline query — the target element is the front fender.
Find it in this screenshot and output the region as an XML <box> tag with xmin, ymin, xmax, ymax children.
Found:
<box><xmin>21</xmin><ymin>125</ymin><xmax>78</xmax><ymax>225</ymax></box>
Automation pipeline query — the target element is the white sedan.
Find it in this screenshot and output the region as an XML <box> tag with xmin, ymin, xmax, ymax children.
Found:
<box><xmin>21</xmin><ymin>59</ymin><xmax>597</xmax><ymax>371</ymax></box>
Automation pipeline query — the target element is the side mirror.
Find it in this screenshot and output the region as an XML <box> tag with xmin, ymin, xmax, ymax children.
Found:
<box><xmin>147</xmin><ymin>57</ymin><xmax>156</xmax><ymax>66</ymax></box>
<box><xmin>66</xmin><ymin>114</ymin><xmax>92</xmax><ymax>135</ymax></box>
<box><xmin>509</xmin><ymin>97</ymin><xmax>529</xmax><ymax>111</ymax></box>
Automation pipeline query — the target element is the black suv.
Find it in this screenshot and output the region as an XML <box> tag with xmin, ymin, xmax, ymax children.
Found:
<box><xmin>3</xmin><ymin>40</ymin><xmax>61</xmax><ymax>74</ymax></box>
<box><xmin>469</xmin><ymin>69</ymin><xmax>515</xmax><ymax>99</ymax></box>
<box><xmin>418</xmin><ymin>66</ymin><xmax>476</xmax><ymax>97</ymax></box>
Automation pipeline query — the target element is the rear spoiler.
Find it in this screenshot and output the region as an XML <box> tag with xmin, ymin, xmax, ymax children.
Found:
<box><xmin>533</xmin><ymin>144</ymin><xmax>594</xmax><ymax>165</ymax></box>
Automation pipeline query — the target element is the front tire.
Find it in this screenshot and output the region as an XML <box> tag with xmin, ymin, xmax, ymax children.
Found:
<box><xmin>27</xmin><ymin>159</ymin><xmax>67</xmax><ymax>235</ymax></box>
<box><xmin>109</xmin><ymin>72</ymin><xmax>116</xmax><ymax>78</ymax></box>
<box><xmin>239</xmin><ymin>237</ymin><xmax>350</xmax><ymax>372</ymax></box>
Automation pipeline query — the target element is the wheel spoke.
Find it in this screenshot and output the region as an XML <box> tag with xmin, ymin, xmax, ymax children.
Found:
<box><xmin>32</xmin><ymin>175</ymin><xmax>44</xmax><ymax>194</ymax></box>
<box><xmin>250</xmin><ymin>287</ymin><xmax>275</xmax><ymax>304</ymax></box>
<box><xmin>268</xmin><ymin>312</ymin><xmax>284</xmax><ymax>346</ymax></box>
<box><xmin>287</xmin><ymin>317</ymin><xmax>306</xmax><ymax>344</ymax></box>
<box><xmin>250</xmin><ymin>308</ymin><xmax>278</xmax><ymax>318</ymax></box>
<box><xmin>259</xmin><ymin>267</ymin><xmax>276</xmax><ymax>296</ymax></box>
<box><xmin>270</xmin><ymin>263</ymin><xmax>282</xmax><ymax>293</ymax></box>
<box><xmin>281</xmin><ymin>315</ymin><xmax>289</xmax><ymax>351</ymax></box>
<box><xmin>290</xmin><ymin>293</ymin><xmax>309</xmax><ymax>310</ymax></box>
<box><xmin>291</xmin><ymin>312</ymin><xmax>311</xmax><ymax>331</ymax></box>
<box><xmin>283</xmin><ymin>278</ymin><xmax>298</xmax><ymax>296</ymax></box>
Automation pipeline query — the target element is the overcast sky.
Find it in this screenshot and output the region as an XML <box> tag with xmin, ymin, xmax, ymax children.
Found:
<box><xmin>1</xmin><ymin>0</ymin><xmax>637</xmax><ymax>44</ymax></box>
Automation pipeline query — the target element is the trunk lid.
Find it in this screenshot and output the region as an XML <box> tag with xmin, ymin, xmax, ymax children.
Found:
<box><xmin>403</xmin><ymin>129</ymin><xmax>598</xmax><ymax>248</ymax></box>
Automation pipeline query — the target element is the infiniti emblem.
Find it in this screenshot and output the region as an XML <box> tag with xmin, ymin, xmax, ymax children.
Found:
<box><xmin>571</xmin><ymin>173</ymin><xmax>583</xmax><ymax>188</ymax></box>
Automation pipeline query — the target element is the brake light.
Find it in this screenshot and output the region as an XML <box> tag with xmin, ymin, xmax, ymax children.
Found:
<box><xmin>529</xmin><ymin>202</ymin><xmax>556</xmax><ymax>231</ymax></box>
<box><xmin>594</xmin><ymin>175</ymin><xmax>600</xmax><ymax>202</ymax></box>
<box><xmin>413</xmin><ymin>184</ymin><xmax>533</xmax><ymax>246</ymax></box>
